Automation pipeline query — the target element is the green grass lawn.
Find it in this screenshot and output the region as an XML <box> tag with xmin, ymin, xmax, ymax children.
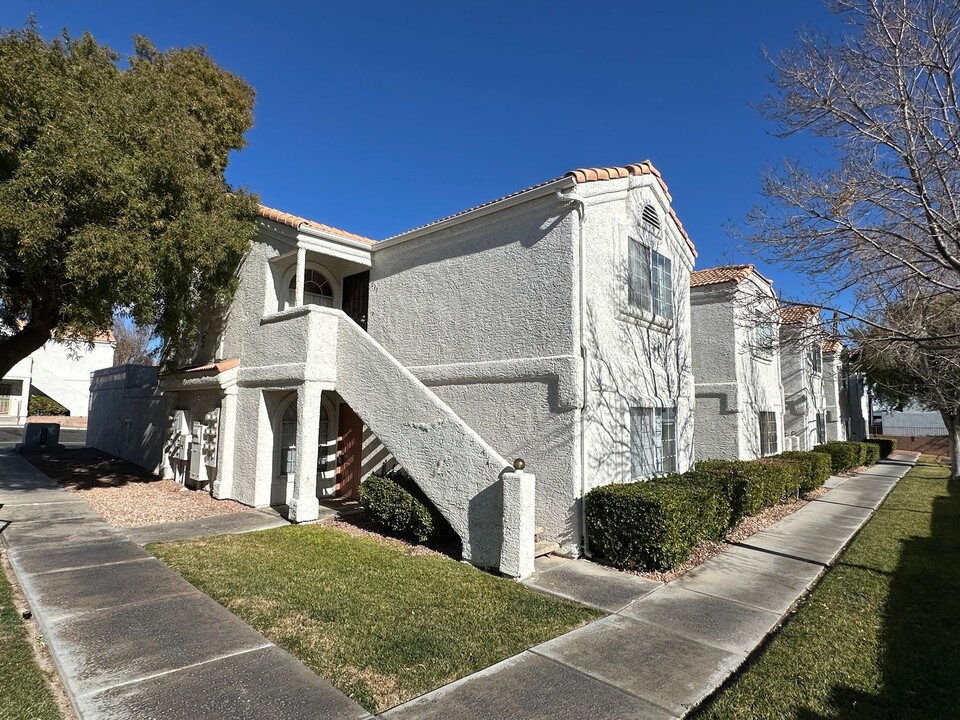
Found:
<box><xmin>696</xmin><ymin>455</ymin><xmax>960</xmax><ymax>719</ymax></box>
<box><xmin>150</xmin><ymin>525</ymin><xmax>602</xmax><ymax>713</ymax></box>
<box><xmin>0</xmin><ymin>563</ymin><xmax>62</xmax><ymax>720</ymax></box>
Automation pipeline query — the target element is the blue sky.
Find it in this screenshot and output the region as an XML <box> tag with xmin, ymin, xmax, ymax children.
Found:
<box><xmin>3</xmin><ymin>1</ymin><xmax>846</xmax><ymax>301</ymax></box>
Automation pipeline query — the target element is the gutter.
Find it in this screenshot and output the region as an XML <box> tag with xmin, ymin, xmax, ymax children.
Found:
<box><xmin>296</xmin><ymin>224</ymin><xmax>376</xmax><ymax>252</ymax></box>
<box><xmin>556</xmin><ymin>187</ymin><xmax>589</xmax><ymax>557</ymax></box>
<box><xmin>374</xmin><ymin>176</ymin><xmax>577</xmax><ymax>251</ymax></box>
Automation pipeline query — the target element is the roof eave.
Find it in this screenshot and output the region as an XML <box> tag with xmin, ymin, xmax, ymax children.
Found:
<box><xmin>373</xmin><ymin>176</ymin><xmax>576</xmax><ymax>252</ymax></box>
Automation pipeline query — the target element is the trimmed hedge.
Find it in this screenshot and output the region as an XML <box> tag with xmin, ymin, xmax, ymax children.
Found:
<box><xmin>359</xmin><ymin>469</ymin><xmax>443</xmax><ymax>542</ymax></box>
<box><xmin>776</xmin><ymin>451</ymin><xmax>832</xmax><ymax>493</ymax></box>
<box><xmin>690</xmin><ymin>459</ymin><xmax>799</xmax><ymax>526</ymax></box>
<box><xmin>585</xmin><ymin>477</ymin><xmax>727</xmax><ymax>570</ymax></box>
<box><xmin>865</xmin><ymin>436</ymin><xmax>897</xmax><ymax>459</ymax></box>
<box><xmin>28</xmin><ymin>394</ymin><xmax>69</xmax><ymax>416</ymax></box>
<box><xmin>813</xmin><ymin>442</ymin><xmax>863</xmax><ymax>472</ymax></box>
<box><xmin>860</xmin><ymin>441</ymin><xmax>881</xmax><ymax>466</ymax></box>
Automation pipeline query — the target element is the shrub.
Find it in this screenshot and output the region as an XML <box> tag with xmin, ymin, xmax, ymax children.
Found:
<box><xmin>865</xmin><ymin>436</ymin><xmax>897</xmax><ymax>459</ymax></box>
<box><xmin>776</xmin><ymin>451</ymin><xmax>832</xmax><ymax>493</ymax></box>
<box><xmin>585</xmin><ymin>477</ymin><xmax>727</xmax><ymax>571</ymax></box>
<box><xmin>359</xmin><ymin>469</ymin><xmax>443</xmax><ymax>542</ymax></box>
<box><xmin>691</xmin><ymin>459</ymin><xmax>797</xmax><ymax>526</ymax></box>
<box><xmin>813</xmin><ymin>442</ymin><xmax>862</xmax><ymax>472</ymax></box>
<box><xmin>28</xmin><ymin>394</ymin><xmax>69</xmax><ymax>416</ymax></box>
<box><xmin>859</xmin><ymin>442</ymin><xmax>881</xmax><ymax>466</ymax></box>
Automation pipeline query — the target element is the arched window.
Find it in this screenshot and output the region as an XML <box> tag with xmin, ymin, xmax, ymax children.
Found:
<box><xmin>279</xmin><ymin>402</ymin><xmax>297</xmax><ymax>476</ymax></box>
<box><xmin>288</xmin><ymin>269</ymin><xmax>334</xmax><ymax>308</ymax></box>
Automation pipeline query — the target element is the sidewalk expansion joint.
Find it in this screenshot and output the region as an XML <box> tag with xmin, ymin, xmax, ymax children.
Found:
<box><xmin>47</xmin><ymin>589</ymin><xmax>204</xmax><ymax>625</ymax></box>
<box><xmin>30</xmin><ymin>555</ymin><xmax>154</xmax><ymax>576</ymax></box>
<box><xmin>78</xmin><ymin>642</ymin><xmax>275</xmax><ymax>698</ymax></box>
<box><xmin>527</xmin><ymin>647</ymin><xmax>679</xmax><ymax>717</ymax></box>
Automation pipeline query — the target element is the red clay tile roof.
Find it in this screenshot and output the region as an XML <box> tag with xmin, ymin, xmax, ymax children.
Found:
<box><xmin>780</xmin><ymin>305</ymin><xmax>820</xmax><ymax>324</ymax></box>
<box><xmin>822</xmin><ymin>338</ymin><xmax>844</xmax><ymax>353</ymax></box>
<box><xmin>689</xmin><ymin>264</ymin><xmax>773</xmax><ymax>288</ymax></box>
<box><xmin>258</xmin><ymin>205</ymin><xmax>375</xmax><ymax>245</ymax></box>
<box><xmin>566</xmin><ymin>161</ymin><xmax>695</xmax><ymax>256</ymax></box>
<box><xmin>386</xmin><ymin>160</ymin><xmax>696</xmax><ymax>256</ymax></box>
<box><xmin>166</xmin><ymin>357</ymin><xmax>240</xmax><ymax>376</ymax></box>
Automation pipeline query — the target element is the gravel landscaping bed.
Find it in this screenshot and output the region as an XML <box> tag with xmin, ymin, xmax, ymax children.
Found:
<box><xmin>25</xmin><ymin>449</ymin><xmax>247</xmax><ymax>527</ymax></box>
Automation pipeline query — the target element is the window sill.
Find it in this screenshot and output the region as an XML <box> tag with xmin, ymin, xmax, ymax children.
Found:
<box><xmin>618</xmin><ymin>307</ymin><xmax>674</xmax><ymax>333</ymax></box>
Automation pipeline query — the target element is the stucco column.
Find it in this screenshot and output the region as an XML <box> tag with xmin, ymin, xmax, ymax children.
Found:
<box><xmin>500</xmin><ymin>470</ymin><xmax>536</xmax><ymax>579</ymax></box>
<box><xmin>295</xmin><ymin>247</ymin><xmax>306</xmax><ymax>307</ymax></box>
<box><xmin>212</xmin><ymin>385</ymin><xmax>238</xmax><ymax>500</ymax></box>
<box><xmin>288</xmin><ymin>380</ymin><xmax>321</xmax><ymax>523</ymax></box>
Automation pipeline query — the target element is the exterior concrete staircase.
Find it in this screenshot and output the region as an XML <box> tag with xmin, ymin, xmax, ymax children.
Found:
<box><xmin>334</xmin><ymin>312</ymin><xmax>535</xmax><ymax>576</ymax></box>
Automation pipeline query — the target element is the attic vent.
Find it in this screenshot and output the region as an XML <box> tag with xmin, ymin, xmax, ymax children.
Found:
<box><xmin>642</xmin><ymin>205</ymin><xmax>661</xmax><ymax>231</ymax></box>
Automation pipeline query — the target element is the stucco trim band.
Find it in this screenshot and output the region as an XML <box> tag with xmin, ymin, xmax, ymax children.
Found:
<box><xmin>408</xmin><ymin>355</ymin><xmax>583</xmax><ymax>411</ymax></box>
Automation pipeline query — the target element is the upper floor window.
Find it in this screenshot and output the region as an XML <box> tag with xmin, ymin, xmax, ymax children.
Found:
<box><xmin>630</xmin><ymin>406</ymin><xmax>677</xmax><ymax>477</ymax></box>
<box><xmin>289</xmin><ymin>269</ymin><xmax>334</xmax><ymax>308</ymax></box>
<box><xmin>809</xmin><ymin>345</ymin><xmax>823</xmax><ymax>374</ymax></box>
<box><xmin>755</xmin><ymin>320</ymin><xmax>775</xmax><ymax>358</ymax></box>
<box><xmin>628</xmin><ymin>239</ymin><xmax>673</xmax><ymax>320</ymax></box>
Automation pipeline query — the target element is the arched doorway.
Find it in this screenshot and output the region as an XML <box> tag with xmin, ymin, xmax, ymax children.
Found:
<box><xmin>272</xmin><ymin>394</ymin><xmax>338</xmax><ymax>506</ymax></box>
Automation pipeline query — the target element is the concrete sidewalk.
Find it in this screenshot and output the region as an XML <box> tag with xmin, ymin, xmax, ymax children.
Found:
<box><xmin>384</xmin><ymin>452</ymin><xmax>918</xmax><ymax>720</ymax></box>
<box><xmin>0</xmin><ymin>450</ymin><xmax>371</xmax><ymax>720</ymax></box>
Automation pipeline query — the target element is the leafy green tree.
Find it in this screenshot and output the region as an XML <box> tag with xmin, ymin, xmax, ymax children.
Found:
<box><xmin>0</xmin><ymin>25</ymin><xmax>258</xmax><ymax>378</ymax></box>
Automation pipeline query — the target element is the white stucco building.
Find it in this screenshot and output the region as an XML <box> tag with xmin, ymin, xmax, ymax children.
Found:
<box><xmin>89</xmin><ymin>160</ymin><xmax>698</xmax><ymax>577</ymax></box>
<box><xmin>821</xmin><ymin>339</ymin><xmax>847</xmax><ymax>442</ymax></box>
<box><xmin>0</xmin><ymin>334</ymin><xmax>115</xmax><ymax>425</ymax></box>
<box><xmin>689</xmin><ymin>265</ymin><xmax>784</xmax><ymax>461</ymax></box>
<box><xmin>779</xmin><ymin>305</ymin><xmax>828</xmax><ymax>451</ymax></box>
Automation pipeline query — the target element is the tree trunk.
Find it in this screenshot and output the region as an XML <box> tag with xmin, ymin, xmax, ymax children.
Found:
<box><xmin>939</xmin><ymin>410</ymin><xmax>960</xmax><ymax>480</ymax></box>
<box><xmin>0</xmin><ymin>320</ymin><xmax>56</xmax><ymax>380</ymax></box>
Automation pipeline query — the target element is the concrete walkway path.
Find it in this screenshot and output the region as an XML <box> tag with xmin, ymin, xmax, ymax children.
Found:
<box><xmin>125</xmin><ymin>507</ymin><xmax>300</xmax><ymax>545</ymax></box>
<box><xmin>0</xmin><ymin>450</ymin><xmax>371</xmax><ymax>720</ymax></box>
<box><xmin>384</xmin><ymin>451</ymin><xmax>918</xmax><ymax>720</ymax></box>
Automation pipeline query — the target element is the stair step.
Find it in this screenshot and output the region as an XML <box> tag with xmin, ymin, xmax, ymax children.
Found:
<box><xmin>534</xmin><ymin>526</ymin><xmax>544</xmax><ymax>536</ymax></box>
<box><xmin>534</xmin><ymin>540</ymin><xmax>560</xmax><ymax>558</ymax></box>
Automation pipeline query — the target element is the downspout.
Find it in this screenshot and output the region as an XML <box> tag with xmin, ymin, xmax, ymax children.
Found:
<box><xmin>557</xmin><ymin>188</ymin><xmax>589</xmax><ymax>557</ymax></box>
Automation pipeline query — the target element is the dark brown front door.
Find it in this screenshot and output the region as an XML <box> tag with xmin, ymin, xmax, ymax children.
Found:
<box><xmin>336</xmin><ymin>403</ymin><xmax>363</xmax><ymax>499</ymax></box>
<box><xmin>342</xmin><ymin>271</ymin><xmax>370</xmax><ymax>330</ymax></box>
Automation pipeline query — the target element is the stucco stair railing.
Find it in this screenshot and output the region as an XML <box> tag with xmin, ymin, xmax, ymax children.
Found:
<box><xmin>335</xmin><ymin>313</ymin><xmax>536</xmax><ymax>578</ymax></box>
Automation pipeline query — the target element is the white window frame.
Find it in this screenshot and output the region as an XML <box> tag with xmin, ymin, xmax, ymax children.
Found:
<box><xmin>630</xmin><ymin>405</ymin><xmax>678</xmax><ymax>478</ymax></box>
<box><xmin>627</xmin><ymin>237</ymin><xmax>673</xmax><ymax>322</ymax></box>
<box><xmin>815</xmin><ymin>413</ymin><xmax>826</xmax><ymax>445</ymax></box>
<box><xmin>759</xmin><ymin>411</ymin><xmax>778</xmax><ymax>456</ymax></box>
<box><xmin>809</xmin><ymin>344</ymin><xmax>823</xmax><ymax>375</ymax></box>
<box><xmin>754</xmin><ymin>319</ymin><xmax>775</xmax><ymax>359</ymax></box>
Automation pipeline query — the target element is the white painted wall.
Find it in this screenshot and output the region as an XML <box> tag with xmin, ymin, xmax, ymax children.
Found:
<box><xmin>691</xmin><ymin>277</ymin><xmax>784</xmax><ymax>461</ymax></box>
<box><xmin>781</xmin><ymin>319</ymin><xmax>827</xmax><ymax>450</ymax></box>
<box><xmin>822</xmin><ymin>349</ymin><xmax>846</xmax><ymax>441</ymax></box>
<box><xmin>369</xmin><ymin>192</ymin><xmax>583</xmax><ymax>552</ymax></box>
<box><xmin>87</xmin><ymin>365</ymin><xmax>168</xmax><ymax>472</ymax></box>
<box><xmin>579</xmin><ymin>176</ymin><xmax>696</xmax><ymax>497</ymax></box>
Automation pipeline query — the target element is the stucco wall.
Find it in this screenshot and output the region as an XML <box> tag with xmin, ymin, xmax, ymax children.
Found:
<box><xmin>87</xmin><ymin>365</ymin><xmax>168</xmax><ymax>472</ymax></box>
<box><xmin>580</xmin><ymin>176</ymin><xmax>696</xmax><ymax>491</ymax></box>
<box><xmin>822</xmin><ymin>350</ymin><xmax>845</xmax><ymax>441</ymax></box>
<box><xmin>691</xmin><ymin>286</ymin><xmax>739</xmax><ymax>461</ymax></box>
<box><xmin>368</xmin><ymin>192</ymin><xmax>581</xmax><ymax>550</ymax></box>
<box><xmin>732</xmin><ymin>281</ymin><xmax>784</xmax><ymax>459</ymax></box>
<box><xmin>781</xmin><ymin>320</ymin><xmax>826</xmax><ymax>450</ymax></box>
<box><xmin>27</xmin><ymin>339</ymin><xmax>115</xmax><ymax>416</ymax></box>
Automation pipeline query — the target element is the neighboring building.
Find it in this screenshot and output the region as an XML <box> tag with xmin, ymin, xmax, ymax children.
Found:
<box><xmin>689</xmin><ymin>265</ymin><xmax>784</xmax><ymax>461</ymax></box>
<box><xmin>779</xmin><ymin>305</ymin><xmax>827</xmax><ymax>451</ymax></box>
<box><xmin>0</xmin><ymin>334</ymin><xmax>115</xmax><ymax>425</ymax></box>
<box><xmin>872</xmin><ymin>404</ymin><xmax>948</xmax><ymax>437</ymax></box>
<box><xmin>88</xmin><ymin>160</ymin><xmax>698</xmax><ymax>575</ymax></box>
<box><xmin>821</xmin><ymin>339</ymin><xmax>847</xmax><ymax>441</ymax></box>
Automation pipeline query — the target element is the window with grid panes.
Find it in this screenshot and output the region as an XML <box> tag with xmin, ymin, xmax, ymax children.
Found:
<box><xmin>630</xmin><ymin>406</ymin><xmax>677</xmax><ymax>477</ymax></box>
<box><xmin>759</xmin><ymin>411</ymin><xmax>778</xmax><ymax>456</ymax></box>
